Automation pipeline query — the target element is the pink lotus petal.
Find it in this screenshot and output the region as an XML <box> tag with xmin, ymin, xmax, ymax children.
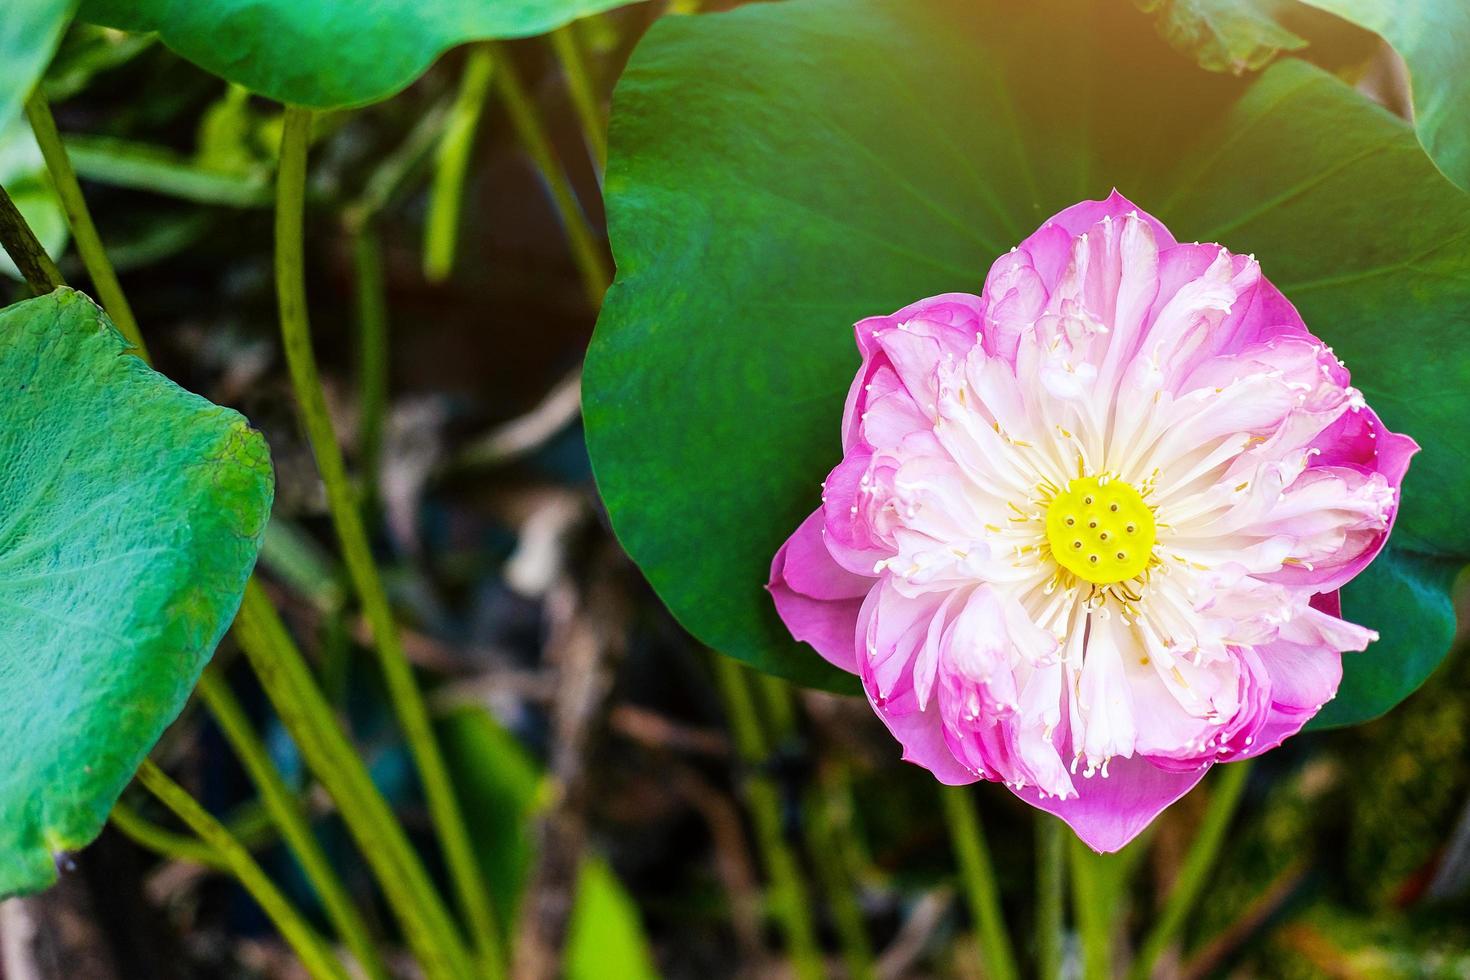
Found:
<box><xmin>767</xmin><ymin>509</ymin><xmax>870</xmax><ymax>672</ymax></box>
<box><xmin>1014</xmin><ymin>756</ymin><xmax>1212</xmax><ymax>853</ymax></box>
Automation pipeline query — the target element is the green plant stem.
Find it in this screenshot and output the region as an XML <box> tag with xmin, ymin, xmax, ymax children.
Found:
<box><xmin>713</xmin><ymin>657</ymin><xmax>824</xmax><ymax>980</ymax></box>
<box><xmin>941</xmin><ymin>785</ymin><xmax>1019</xmax><ymax>980</ymax></box>
<box><xmin>0</xmin><ymin>182</ymin><xmax>64</xmax><ymax>292</ymax></box>
<box><xmin>24</xmin><ymin>89</ymin><xmax>149</xmax><ymax>359</ymax></box>
<box><xmin>195</xmin><ymin>667</ymin><xmax>389</xmax><ymax>980</ymax></box>
<box><xmin>275</xmin><ymin>106</ymin><xmax>502</xmax><ymax>980</ymax></box>
<box><xmin>234</xmin><ymin>582</ymin><xmax>477</xmax><ymax>980</ymax></box>
<box><xmin>347</xmin><ymin>97</ymin><xmax>453</xmax><ymax>230</ymax></box>
<box><xmin>1128</xmin><ymin>761</ymin><xmax>1253</xmax><ymax>980</ymax></box>
<box><xmin>134</xmin><ymin>760</ymin><xmax>349</xmax><ymax>980</ymax></box>
<box><xmin>807</xmin><ymin>770</ymin><xmax>875</xmax><ymax>980</ymax></box>
<box><xmin>1036</xmin><ymin>817</ymin><xmax>1066</xmax><ymax>980</ymax></box>
<box><xmin>755</xmin><ymin>672</ymin><xmax>800</xmax><ymax>738</ymax></box>
<box><xmin>760</xmin><ymin>676</ymin><xmax>874</xmax><ymax>978</ymax></box>
<box><xmin>225</xmin><ymin>797</ymin><xmax>291</xmax><ymax>851</ymax></box>
<box><xmin>549</xmin><ymin>24</ymin><xmax>607</xmax><ymax>174</ymax></box>
<box><xmin>1069</xmin><ymin>838</ymin><xmax>1114</xmax><ymax>980</ymax></box>
<box><xmin>490</xmin><ymin>43</ymin><xmax>611</xmax><ymax>308</ymax></box>
<box><xmin>110</xmin><ymin>799</ymin><xmax>226</xmax><ymax>870</ymax></box>
<box><xmin>424</xmin><ymin>47</ymin><xmax>496</xmax><ymax>283</ymax></box>
<box><xmin>352</xmin><ymin>226</ymin><xmax>389</xmax><ymax>504</ymax></box>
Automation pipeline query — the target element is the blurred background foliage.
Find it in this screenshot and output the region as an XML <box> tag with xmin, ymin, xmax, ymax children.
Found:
<box><xmin>1</xmin><ymin>2</ymin><xmax>1468</xmax><ymax>978</ymax></box>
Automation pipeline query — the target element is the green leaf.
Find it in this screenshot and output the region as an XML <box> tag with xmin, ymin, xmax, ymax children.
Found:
<box><xmin>40</xmin><ymin>23</ymin><xmax>154</xmax><ymax>103</ymax></box>
<box><xmin>62</xmin><ymin>134</ymin><xmax>273</xmax><ymax>208</ymax></box>
<box><xmin>566</xmin><ymin>858</ymin><xmax>661</xmax><ymax>980</ymax></box>
<box><xmin>0</xmin><ymin>288</ymin><xmax>273</xmax><ymax>896</ymax></box>
<box><xmin>0</xmin><ymin>119</ymin><xmax>67</xmax><ymax>280</ymax></box>
<box><xmin>438</xmin><ymin>706</ymin><xmax>659</xmax><ymax>977</ymax></box>
<box><xmin>1135</xmin><ymin>0</ymin><xmax>1309</xmax><ymax>73</ymax></box>
<box><xmin>438</xmin><ymin>707</ymin><xmax>540</xmax><ymax>927</ymax></box>
<box><xmin>584</xmin><ymin>0</ymin><xmax>1470</xmax><ymax>717</ymax></box>
<box><xmin>1309</xmin><ymin>548</ymin><xmax>1462</xmax><ymax>729</ymax></box>
<box><xmin>0</xmin><ymin>0</ymin><xmax>73</xmax><ymax>131</ymax></box>
<box><xmin>1299</xmin><ymin>0</ymin><xmax>1470</xmax><ymax>194</ymax></box>
<box><xmin>76</xmin><ymin>0</ymin><xmax>632</xmax><ymax>109</ymax></box>
<box><xmin>1137</xmin><ymin>0</ymin><xmax>1470</xmax><ymax>195</ymax></box>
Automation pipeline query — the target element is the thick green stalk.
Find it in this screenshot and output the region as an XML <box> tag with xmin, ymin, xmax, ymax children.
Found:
<box><xmin>423</xmin><ymin>47</ymin><xmax>496</xmax><ymax>282</ymax></box>
<box><xmin>491</xmin><ymin>43</ymin><xmax>611</xmax><ymax>308</ymax></box>
<box><xmin>761</xmin><ymin>676</ymin><xmax>874</xmax><ymax>978</ymax></box>
<box><xmin>110</xmin><ymin>799</ymin><xmax>225</xmax><ymax>870</ymax></box>
<box><xmin>1036</xmin><ymin>817</ymin><xmax>1066</xmax><ymax>980</ymax></box>
<box><xmin>806</xmin><ymin>776</ymin><xmax>875</xmax><ymax>980</ymax></box>
<box><xmin>755</xmin><ymin>672</ymin><xmax>800</xmax><ymax>737</ymax></box>
<box><xmin>234</xmin><ymin>582</ymin><xmax>476</xmax><ymax>980</ymax></box>
<box><xmin>352</xmin><ymin>226</ymin><xmax>389</xmax><ymax>502</ymax></box>
<box><xmin>346</xmin><ymin>96</ymin><xmax>453</xmax><ymax>230</ymax></box>
<box><xmin>195</xmin><ymin>667</ymin><xmax>389</xmax><ymax>980</ymax></box>
<box><xmin>0</xmin><ymin>182</ymin><xmax>64</xmax><ymax>291</ymax></box>
<box><xmin>1069</xmin><ymin>838</ymin><xmax>1113</xmax><ymax>980</ymax></box>
<box><xmin>549</xmin><ymin>24</ymin><xmax>607</xmax><ymax>173</ymax></box>
<box><xmin>135</xmin><ymin>760</ymin><xmax>348</xmax><ymax>980</ymax></box>
<box><xmin>941</xmin><ymin>785</ymin><xmax>1019</xmax><ymax>980</ymax></box>
<box><xmin>714</xmin><ymin>657</ymin><xmax>824</xmax><ymax>980</ymax></box>
<box><xmin>24</xmin><ymin>89</ymin><xmax>149</xmax><ymax>358</ymax></box>
<box><xmin>275</xmin><ymin>107</ymin><xmax>503</xmax><ymax>979</ymax></box>
<box><xmin>1128</xmin><ymin>762</ymin><xmax>1252</xmax><ymax>980</ymax></box>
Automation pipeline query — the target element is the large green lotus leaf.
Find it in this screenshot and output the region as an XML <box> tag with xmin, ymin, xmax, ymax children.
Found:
<box><xmin>77</xmin><ymin>0</ymin><xmax>631</xmax><ymax>109</ymax></box>
<box><xmin>0</xmin><ymin>289</ymin><xmax>273</xmax><ymax>896</ymax></box>
<box><xmin>1138</xmin><ymin>0</ymin><xmax>1470</xmax><ymax>195</ymax></box>
<box><xmin>0</xmin><ymin>0</ymin><xmax>73</xmax><ymax>131</ymax></box>
<box><xmin>583</xmin><ymin>0</ymin><xmax>1470</xmax><ymax>713</ymax></box>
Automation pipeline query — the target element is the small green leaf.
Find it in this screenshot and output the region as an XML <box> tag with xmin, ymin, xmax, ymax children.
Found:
<box><xmin>585</xmin><ymin>0</ymin><xmax>1470</xmax><ymax>717</ymax></box>
<box><xmin>566</xmin><ymin>858</ymin><xmax>661</xmax><ymax>980</ymax></box>
<box><xmin>0</xmin><ymin>0</ymin><xmax>74</xmax><ymax>131</ymax></box>
<box><xmin>0</xmin><ymin>288</ymin><xmax>273</xmax><ymax>896</ymax></box>
<box><xmin>438</xmin><ymin>706</ymin><xmax>658</xmax><ymax>977</ymax></box>
<box><xmin>77</xmin><ymin>0</ymin><xmax>632</xmax><ymax>109</ymax></box>
<box><xmin>1135</xmin><ymin>0</ymin><xmax>1309</xmax><ymax>73</ymax></box>
<box><xmin>1310</xmin><ymin>547</ymin><xmax>1462</xmax><ymax>730</ymax></box>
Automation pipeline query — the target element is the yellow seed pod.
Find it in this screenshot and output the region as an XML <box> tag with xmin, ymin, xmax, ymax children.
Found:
<box><xmin>1045</xmin><ymin>475</ymin><xmax>1156</xmax><ymax>584</ymax></box>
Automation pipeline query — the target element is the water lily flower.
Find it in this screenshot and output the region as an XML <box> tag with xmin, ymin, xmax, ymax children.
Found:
<box><xmin>768</xmin><ymin>191</ymin><xmax>1414</xmax><ymax>851</ymax></box>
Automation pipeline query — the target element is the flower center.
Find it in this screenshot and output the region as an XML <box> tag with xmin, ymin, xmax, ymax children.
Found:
<box><xmin>1044</xmin><ymin>475</ymin><xmax>1156</xmax><ymax>585</ymax></box>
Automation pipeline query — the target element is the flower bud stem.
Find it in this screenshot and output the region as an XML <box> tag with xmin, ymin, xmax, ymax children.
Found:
<box><xmin>24</xmin><ymin>89</ymin><xmax>149</xmax><ymax>359</ymax></box>
<box><xmin>1128</xmin><ymin>761</ymin><xmax>1253</xmax><ymax>980</ymax></box>
<box><xmin>1036</xmin><ymin>815</ymin><xmax>1066</xmax><ymax>979</ymax></box>
<box><xmin>134</xmin><ymin>759</ymin><xmax>349</xmax><ymax>980</ymax></box>
<box><xmin>942</xmin><ymin>785</ymin><xmax>1020</xmax><ymax>980</ymax></box>
<box><xmin>276</xmin><ymin>105</ymin><xmax>502</xmax><ymax>979</ymax></box>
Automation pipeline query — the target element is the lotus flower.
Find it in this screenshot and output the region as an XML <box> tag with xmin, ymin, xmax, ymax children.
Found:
<box><xmin>768</xmin><ymin>191</ymin><xmax>1414</xmax><ymax>851</ymax></box>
